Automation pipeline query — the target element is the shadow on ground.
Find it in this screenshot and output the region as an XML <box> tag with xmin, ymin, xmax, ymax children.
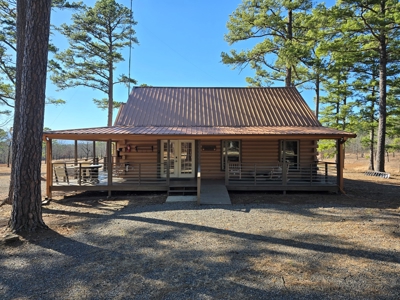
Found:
<box><xmin>1</xmin><ymin>184</ymin><xmax>399</xmax><ymax>299</ymax></box>
<box><xmin>1</xmin><ymin>175</ymin><xmax>399</xmax><ymax>298</ymax></box>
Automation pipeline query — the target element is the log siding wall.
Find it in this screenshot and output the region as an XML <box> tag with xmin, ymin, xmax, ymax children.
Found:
<box><xmin>115</xmin><ymin>138</ymin><xmax>318</xmax><ymax>179</ymax></box>
<box><xmin>115</xmin><ymin>140</ymin><xmax>158</xmax><ymax>163</ymax></box>
<box><xmin>200</xmin><ymin>140</ymin><xmax>224</xmax><ymax>179</ymax></box>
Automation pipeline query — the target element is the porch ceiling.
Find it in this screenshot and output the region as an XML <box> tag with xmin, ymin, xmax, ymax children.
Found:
<box><xmin>43</xmin><ymin>125</ymin><xmax>356</xmax><ymax>141</ymax></box>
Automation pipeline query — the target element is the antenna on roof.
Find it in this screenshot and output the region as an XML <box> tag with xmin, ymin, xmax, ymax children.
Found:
<box><xmin>128</xmin><ymin>0</ymin><xmax>133</xmax><ymax>97</ymax></box>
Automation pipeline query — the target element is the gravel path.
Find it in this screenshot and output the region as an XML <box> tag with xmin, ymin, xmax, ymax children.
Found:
<box><xmin>1</xmin><ymin>198</ymin><xmax>399</xmax><ymax>300</ymax></box>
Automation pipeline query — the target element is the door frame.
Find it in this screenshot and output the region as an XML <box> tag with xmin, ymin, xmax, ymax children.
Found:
<box><xmin>160</xmin><ymin>140</ymin><xmax>195</xmax><ymax>178</ymax></box>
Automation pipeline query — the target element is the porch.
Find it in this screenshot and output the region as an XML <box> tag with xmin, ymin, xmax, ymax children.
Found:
<box><xmin>225</xmin><ymin>161</ymin><xmax>338</xmax><ymax>192</ymax></box>
<box><xmin>48</xmin><ymin>160</ymin><xmax>339</xmax><ymax>199</ymax></box>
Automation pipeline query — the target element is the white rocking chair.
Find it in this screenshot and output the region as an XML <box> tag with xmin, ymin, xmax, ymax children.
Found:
<box><xmin>270</xmin><ymin>161</ymin><xmax>290</xmax><ymax>180</ymax></box>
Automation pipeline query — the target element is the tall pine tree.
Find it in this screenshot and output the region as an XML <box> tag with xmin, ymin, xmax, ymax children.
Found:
<box><xmin>50</xmin><ymin>0</ymin><xmax>138</xmax><ymax>126</ymax></box>
<box><xmin>221</xmin><ymin>0</ymin><xmax>313</xmax><ymax>87</ymax></box>
<box><xmin>330</xmin><ymin>0</ymin><xmax>400</xmax><ymax>172</ymax></box>
<box><xmin>9</xmin><ymin>0</ymin><xmax>52</xmax><ymax>232</ymax></box>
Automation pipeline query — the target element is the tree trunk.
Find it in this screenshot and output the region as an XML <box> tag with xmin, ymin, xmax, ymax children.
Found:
<box><xmin>376</xmin><ymin>32</ymin><xmax>387</xmax><ymax>172</ymax></box>
<box><xmin>9</xmin><ymin>0</ymin><xmax>52</xmax><ymax>232</ymax></box>
<box><xmin>336</xmin><ymin>77</ymin><xmax>340</xmax><ymax>127</ymax></box>
<box><xmin>7</xmin><ymin>141</ymin><xmax>12</xmax><ymax>168</ymax></box>
<box><xmin>368</xmin><ymin>82</ymin><xmax>377</xmax><ymax>171</ymax></box>
<box><xmin>107</xmin><ymin>67</ymin><xmax>113</xmax><ymax>126</ymax></box>
<box><xmin>285</xmin><ymin>8</ymin><xmax>292</xmax><ymax>87</ymax></box>
<box><xmin>107</xmin><ymin>42</ymin><xmax>114</xmax><ymax>126</ymax></box>
<box><xmin>368</xmin><ymin>128</ymin><xmax>374</xmax><ymax>170</ymax></box>
<box><xmin>342</xmin><ymin>94</ymin><xmax>346</xmax><ymax>131</ymax></box>
<box><xmin>315</xmin><ymin>72</ymin><xmax>320</xmax><ymax>120</ymax></box>
<box><xmin>7</xmin><ymin>0</ymin><xmax>27</xmax><ymax>205</ymax></box>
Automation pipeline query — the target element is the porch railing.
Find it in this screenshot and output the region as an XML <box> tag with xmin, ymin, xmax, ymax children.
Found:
<box><xmin>227</xmin><ymin>162</ymin><xmax>337</xmax><ymax>186</ymax></box>
<box><xmin>51</xmin><ymin>161</ymin><xmax>167</xmax><ymax>186</ymax></box>
<box><xmin>51</xmin><ymin>161</ymin><xmax>337</xmax><ymax>191</ymax></box>
<box><xmin>111</xmin><ymin>162</ymin><xmax>167</xmax><ymax>185</ymax></box>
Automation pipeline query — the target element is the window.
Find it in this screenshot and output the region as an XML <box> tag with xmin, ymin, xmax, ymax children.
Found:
<box><xmin>221</xmin><ymin>140</ymin><xmax>241</xmax><ymax>171</ymax></box>
<box><xmin>280</xmin><ymin>140</ymin><xmax>299</xmax><ymax>169</ymax></box>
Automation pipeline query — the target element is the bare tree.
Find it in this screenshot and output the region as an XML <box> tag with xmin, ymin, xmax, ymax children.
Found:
<box><xmin>80</xmin><ymin>142</ymin><xmax>91</xmax><ymax>161</ymax></box>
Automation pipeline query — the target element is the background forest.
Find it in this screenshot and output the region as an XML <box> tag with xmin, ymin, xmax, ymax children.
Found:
<box><xmin>221</xmin><ymin>0</ymin><xmax>400</xmax><ymax>172</ymax></box>
<box><xmin>1</xmin><ymin>0</ymin><xmax>400</xmax><ymax>172</ymax></box>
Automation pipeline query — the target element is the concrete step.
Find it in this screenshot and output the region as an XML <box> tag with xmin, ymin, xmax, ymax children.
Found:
<box><xmin>166</xmin><ymin>195</ymin><xmax>197</xmax><ymax>203</ymax></box>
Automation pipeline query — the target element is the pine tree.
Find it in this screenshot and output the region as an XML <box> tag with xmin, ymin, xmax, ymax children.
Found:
<box><xmin>352</xmin><ymin>57</ymin><xmax>380</xmax><ymax>170</ymax></box>
<box><xmin>9</xmin><ymin>0</ymin><xmax>52</xmax><ymax>232</ymax></box>
<box><xmin>330</xmin><ymin>0</ymin><xmax>400</xmax><ymax>172</ymax></box>
<box><xmin>0</xmin><ymin>0</ymin><xmax>76</xmax><ymax>119</ymax></box>
<box><xmin>221</xmin><ymin>0</ymin><xmax>313</xmax><ymax>87</ymax></box>
<box><xmin>50</xmin><ymin>0</ymin><xmax>138</xmax><ymax>126</ymax></box>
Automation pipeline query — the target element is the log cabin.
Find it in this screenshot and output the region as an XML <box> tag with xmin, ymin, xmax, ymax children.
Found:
<box><xmin>43</xmin><ymin>87</ymin><xmax>356</xmax><ymax>202</ymax></box>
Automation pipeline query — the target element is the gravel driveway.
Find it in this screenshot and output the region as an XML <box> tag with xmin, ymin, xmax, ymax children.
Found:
<box><xmin>1</xmin><ymin>195</ymin><xmax>399</xmax><ymax>300</ymax></box>
<box><xmin>1</xmin><ymin>162</ymin><xmax>400</xmax><ymax>299</ymax></box>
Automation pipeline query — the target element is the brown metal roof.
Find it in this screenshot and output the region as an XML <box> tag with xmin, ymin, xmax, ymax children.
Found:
<box><xmin>44</xmin><ymin>87</ymin><xmax>356</xmax><ymax>140</ymax></box>
<box><xmin>43</xmin><ymin>125</ymin><xmax>356</xmax><ymax>139</ymax></box>
<box><xmin>114</xmin><ymin>87</ymin><xmax>321</xmax><ymax>127</ymax></box>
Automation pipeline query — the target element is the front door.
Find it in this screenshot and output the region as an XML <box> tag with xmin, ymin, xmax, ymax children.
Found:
<box><xmin>161</xmin><ymin>140</ymin><xmax>195</xmax><ymax>178</ymax></box>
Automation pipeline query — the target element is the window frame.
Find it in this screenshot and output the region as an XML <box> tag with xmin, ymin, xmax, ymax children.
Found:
<box><xmin>221</xmin><ymin>140</ymin><xmax>241</xmax><ymax>171</ymax></box>
<box><xmin>280</xmin><ymin>140</ymin><xmax>299</xmax><ymax>170</ymax></box>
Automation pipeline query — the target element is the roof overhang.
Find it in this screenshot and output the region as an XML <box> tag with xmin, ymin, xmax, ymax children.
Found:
<box><xmin>43</xmin><ymin>126</ymin><xmax>357</xmax><ymax>141</ymax></box>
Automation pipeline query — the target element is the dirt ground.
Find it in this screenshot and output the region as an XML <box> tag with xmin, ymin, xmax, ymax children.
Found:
<box><xmin>0</xmin><ymin>153</ymin><xmax>400</xmax><ymax>236</ymax></box>
<box><xmin>0</xmin><ymin>154</ymin><xmax>399</xmax><ymax>299</ymax></box>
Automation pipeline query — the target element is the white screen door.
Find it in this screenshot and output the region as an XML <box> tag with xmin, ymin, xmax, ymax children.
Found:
<box><xmin>161</xmin><ymin>140</ymin><xmax>195</xmax><ymax>178</ymax></box>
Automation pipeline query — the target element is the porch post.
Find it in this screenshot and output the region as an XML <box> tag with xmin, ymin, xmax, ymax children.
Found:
<box><xmin>46</xmin><ymin>138</ymin><xmax>52</xmax><ymax>199</ymax></box>
<box><xmin>224</xmin><ymin>140</ymin><xmax>229</xmax><ymax>186</ymax></box>
<box><xmin>74</xmin><ymin>140</ymin><xmax>78</xmax><ymax>166</ymax></box>
<box><xmin>197</xmin><ymin>139</ymin><xmax>201</xmax><ymax>204</ymax></box>
<box><xmin>282</xmin><ymin>159</ymin><xmax>288</xmax><ymax>185</ymax></box>
<box><xmin>197</xmin><ymin>140</ymin><xmax>201</xmax><ymax>173</ymax></box>
<box><xmin>337</xmin><ymin>138</ymin><xmax>345</xmax><ymax>192</ymax></box>
<box><xmin>282</xmin><ymin>139</ymin><xmax>286</xmax><ymax>183</ymax></box>
<box><xmin>107</xmin><ymin>139</ymin><xmax>112</xmax><ymax>197</ymax></box>
<box><xmin>167</xmin><ymin>139</ymin><xmax>170</xmax><ymax>186</ymax></box>
<box><xmin>92</xmin><ymin>141</ymin><xmax>96</xmax><ymax>164</ymax></box>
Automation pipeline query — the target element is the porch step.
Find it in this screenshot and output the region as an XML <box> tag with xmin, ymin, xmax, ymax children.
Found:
<box><xmin>166</xmin><ymin>195</ymin><xmax>197</xmax><ymax>203</ymax></box>
<box><xmin>168</xmin><ymin>186</ymin><xmax>197</xmax><ymax>196</ymax></box>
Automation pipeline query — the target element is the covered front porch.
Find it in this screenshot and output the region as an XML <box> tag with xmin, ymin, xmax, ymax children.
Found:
<box><xmin>46</xmin><ymin>154</ymin><xmax>342</xmax><ymax>201</ymax></box>
<box><xmin>43</xmin><ymin>128</ymin><xmax>349</xmax><ymax>202</ymax></box>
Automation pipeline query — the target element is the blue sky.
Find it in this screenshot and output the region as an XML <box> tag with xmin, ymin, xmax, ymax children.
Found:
<box><xmin>44</xmin><ymin>0</ymin><xmax>333</xmax><ymax>130</ymax></box>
